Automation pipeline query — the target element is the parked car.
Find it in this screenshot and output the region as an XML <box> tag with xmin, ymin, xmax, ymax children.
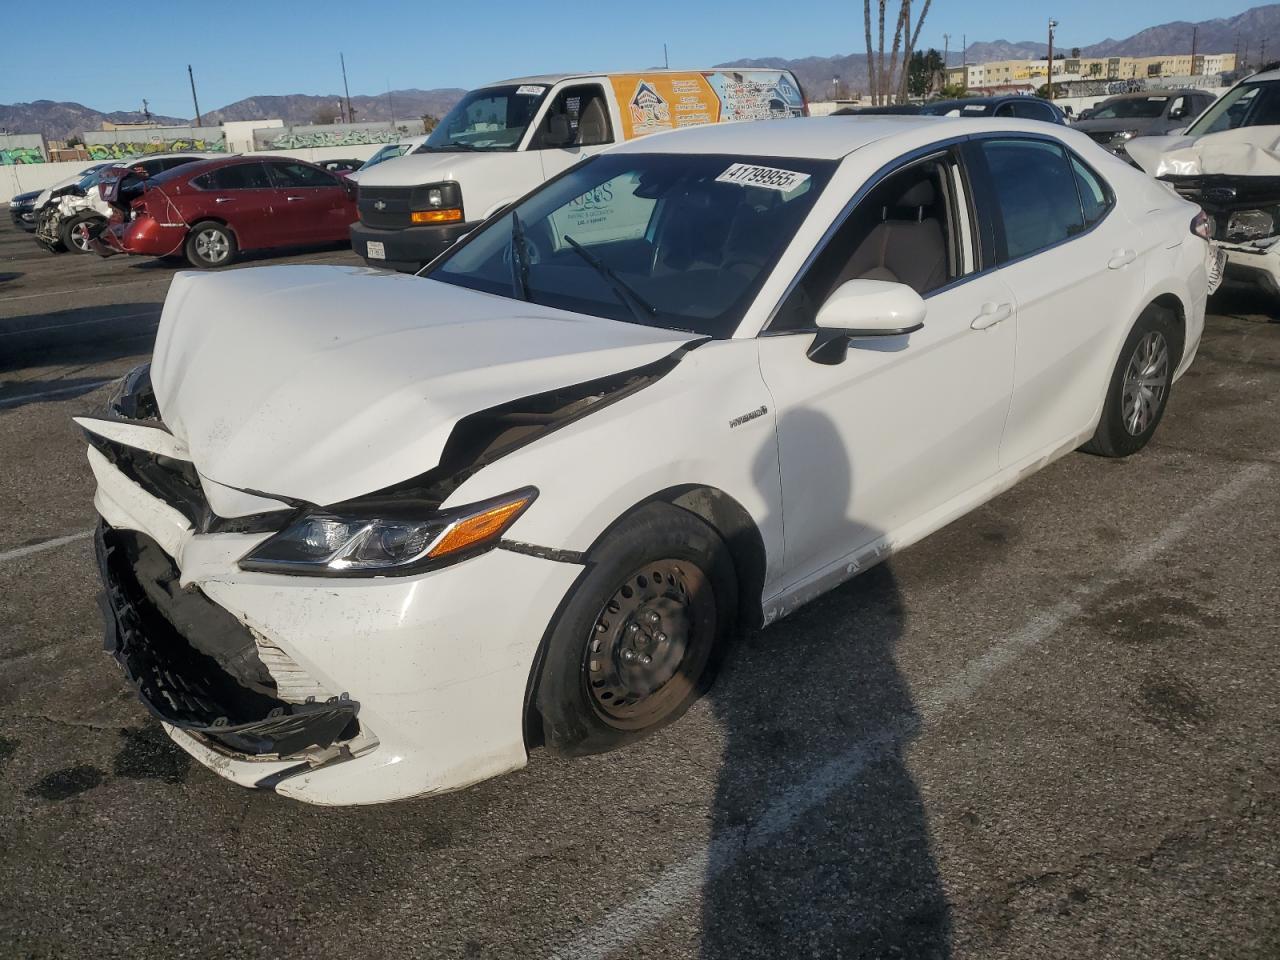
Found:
<box><xmin>79</xmin><ymin>116</ymin><xmax>1210</xmax><ymax>804</ymax></box>
<box><xmin>92</xmin><ymin>155</ymin><xmax>358</xmax><ymax>268</ymax></box>
<box><xmin>1126</xmin><ymin>67</ymin><xmax>1280</xmax><ymax>297</ymax></box>
<box><xmin>8</xmin><ymin>189</ymin><xmax>40</xmax><ymax>231</ymax></box>
<box><xmin>349</xmin><ymin>135</ymin><xmax>431</xmax><ymax>179</ymax></box>
<box><xmin>1073</xmin><ymin>90</ymin><xmax>1217</xmax><ymax>156</ymax></box>
<box><xmin>319</xmin><ymin>158</ymin><xmax>362</xmax><ymax>176</ymax></box>
<box><xmin>35</xmin><ymin>154</ymin><xmax>217</xmax><ymax>254</ymax></box>
<box><xmin>917</xmin><ymin>95</ymin><xmax>1068</xmax><ymax>123</ymax></box>
<box><xmin>351</xmin><ymin>68</ymin><xmax>809</xmax><ymax>271</ymax></box>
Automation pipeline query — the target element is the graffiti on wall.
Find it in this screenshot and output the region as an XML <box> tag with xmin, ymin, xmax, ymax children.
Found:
<box><xmin>259</xmin><ymin>128</ymin><xmax>403</xmax><ymax>149</ymax></box>
<box><xmin>0</xmin><ymin>147</ymin><xmax>46</xmax><ymax>165</ymax></box>
<box><xmin>87</xmin><ymin>138</ymin><xmax>227</xmax><ymax>160</ymax></box>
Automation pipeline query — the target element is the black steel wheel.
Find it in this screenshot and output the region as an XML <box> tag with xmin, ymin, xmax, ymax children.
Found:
<box><xmin>535</xmin><ymin>502</ymin><xmax>736</xmax><ymax>757</ymax></box>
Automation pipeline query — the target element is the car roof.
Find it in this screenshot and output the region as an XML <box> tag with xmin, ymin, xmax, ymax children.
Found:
<box><xmin>490</xmin><ymin>67</ymin><xmax>788</xmax><ymax>87</ymax></box>
<box><xmin>608</xmin><ymin>115</ymin><xmax>1072</xmax><ymax>160</ymax></box>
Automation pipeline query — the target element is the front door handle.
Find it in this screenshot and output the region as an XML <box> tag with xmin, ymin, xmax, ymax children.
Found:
<box><xmin>971</xmin><ymin>302</ymin><xmax>1012</xmax><ymax>330</ymax></box>
<box><xmin>286</xmin><ymin>196</ymin><xmax>305</xmax><ymax>202</ymax></box>
<box><xmin>1108</xmin><ymin>248</ymin><xmax>1137</xmax><ymax>269</ymax></box>
<box><xmin>214</xmin><ymin>197</ymin><xmax>233</xmax><ymax>203</ymax></box>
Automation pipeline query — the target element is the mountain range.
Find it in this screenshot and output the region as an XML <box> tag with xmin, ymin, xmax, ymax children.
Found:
<box><xmin>6</xmin><ymin>4</ymin><xmax>1280</xmax><ymax>140</ymax></box>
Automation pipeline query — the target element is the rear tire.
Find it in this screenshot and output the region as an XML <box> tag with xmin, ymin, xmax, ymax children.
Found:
<box><xmin>60</xmin><ymin>213</ymin><xmax>105</xmax><ymax>254</ymax></box>
<box><xmin>184</xmin><ymin>221</ymin><xmax>237</xmax><ymax>269</ymax></box>
<box><xmin>1082</xmin><ymin>305</ymin><xmax>1180</xmax><ymax>458</ymax></box>
<box><xmin>536</xmin><ymin>503</ymin><xmax>737</xmax><ymax>757</ymax></box>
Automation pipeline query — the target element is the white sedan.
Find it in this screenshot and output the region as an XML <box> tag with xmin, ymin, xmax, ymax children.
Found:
<box><xmin>79</xmin><ymin>117</ymin><xmax>1211</xmax><ymax>804</ymax></box>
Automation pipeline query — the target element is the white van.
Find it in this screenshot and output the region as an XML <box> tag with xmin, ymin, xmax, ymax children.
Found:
<box><xmin>350</xmin><ymin>68</ymin><xmax>808</xmax><ymax>271</ymax></box>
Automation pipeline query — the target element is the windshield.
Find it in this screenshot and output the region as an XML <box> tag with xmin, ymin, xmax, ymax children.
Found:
<box><xmin>1091</xmin><ymin>97</ymin><xmax>1168</xmax><ymax>120</ymax></box>
<box><xmin>357</xmin><ymin>143</ymin><xmax>407</xmax><ymax>171</ymax></box>
<box><xmin>429</xmin><ymin>152</ymin><xmax>835</xmax><ymax>338</ymax></box>
<box><xmin>417</xmin><ymin>84</ymin><xmax>549</xmax><ymax>153</ymax></box>
<box><xmin>1187</xmin><ymin>80</ymin><xmax>1280</xmax><ymax>136</ymax></box>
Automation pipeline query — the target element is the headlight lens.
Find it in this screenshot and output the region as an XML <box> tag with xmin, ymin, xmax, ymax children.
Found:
<box><xmin>238</xmin><ymin>487</ymin><xmax>536</xmax><ymax>577</ymax></box>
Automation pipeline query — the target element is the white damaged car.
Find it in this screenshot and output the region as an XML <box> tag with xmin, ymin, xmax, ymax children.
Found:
<box><xmin>80</xmin><ymin>117</ymin><xmax>1211</xmax><ymax>804</ymax></box>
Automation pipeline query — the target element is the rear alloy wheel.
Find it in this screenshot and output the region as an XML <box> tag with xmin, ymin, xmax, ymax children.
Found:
<box><xmin>60</xmin><ymin>214</ymin><xmax>104</xmax><ymax>254</ymax></box>
<box><xmin>535</xmin><ymin>503</ymin><xmax>736</xmax><ymax>757</ymax></box>
<box><xmin>185</xmin><ymin>221</ymin><xmax>237</xmax><ymax>269</ymax></box>
<box><xmin>1083</xmin><ymin>305</ymin><xmax>1180</xmax><ymax>458</ymax></box>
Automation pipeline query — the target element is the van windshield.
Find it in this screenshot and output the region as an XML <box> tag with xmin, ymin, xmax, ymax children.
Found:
<box><xmin>428</xmin><ymin>152</ymin><xmax>836</xmax><ymax>338</ymax></box>
<box><xmin>1187</xmin><ymin>80</ymin><xmax>1280</xmax><ymax>136</ymax></box>
<box><xmin>417</xmin><ymin>85</ymin><xmax>549</xmax><ymax>152</ymax></box>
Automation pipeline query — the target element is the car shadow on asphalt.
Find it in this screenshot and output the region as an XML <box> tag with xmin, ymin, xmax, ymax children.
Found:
<box><xmin>0</xmin><ymin>376</ymin><xmax>115</xmax><ymax>412</ymax></box>
<box><xmin>0</xmin><ymin>302</ymin><xmax>161</xmax><ymax>374</ymax></box>
<box><xmin>1210</xmin><ymin>282</ymin><xmax>1280</xmax><ymax>322</ymax></box>
<box><xmin>701</xmin><ymin>408</ymin><xmax>951</xmax><ymax>958</ymax></box>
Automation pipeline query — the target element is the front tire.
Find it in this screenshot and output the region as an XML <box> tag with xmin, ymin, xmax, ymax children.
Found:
<box><xmin>536</xmin><ymin>503</ymin><xmax>737</xmax><ymax>757</ymax></box>
<box><xmin>185</xmin><ymin>221</ymin><xmax>237</xmax><ymax>268</ymax></box>
<box><xmin>1082</xmin><ymin>305</ymin><xmax>1179</xmax><ymax>458</ymax></box>
<box><xmin>60</xmin><ymin>213</ymin><xmax>105</xmax><ymax>254</ymax></box>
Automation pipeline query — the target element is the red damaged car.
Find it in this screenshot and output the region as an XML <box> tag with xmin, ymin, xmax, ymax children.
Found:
<box><xmin>94</xmin><ymin>155</ymin><xmax>358</xmax><ymax>268</ymax></box>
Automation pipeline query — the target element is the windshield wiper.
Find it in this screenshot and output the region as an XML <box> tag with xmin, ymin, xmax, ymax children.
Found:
<box><xmin>509</xmin><ymin>210</ymin><xmax>532</xmax><ymax>302</ymax></box>
<box><xmin>562</xmin><ymin>235</ymin><xmax>657</xmax><ymax>325</ymax></box>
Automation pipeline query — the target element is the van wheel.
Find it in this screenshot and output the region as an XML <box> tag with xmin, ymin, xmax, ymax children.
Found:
<box><xmin>536</xmin><ymin>503</ymin><xmax>736</xmax><ymax>757</ymax></box>
<box><xmin>60</xmin><ymin>214</ymin><xmax>104</xmax><ymax>254</ymax></box>
<box><xmin>185</xmin><ymin>222</ymin><xmax>237</xmax><ymax>268</ymax></box>
<box><xmin>1082</xmin><ymin>305</ymin><xmax>1179</xmax><ymax>458</ymax></box>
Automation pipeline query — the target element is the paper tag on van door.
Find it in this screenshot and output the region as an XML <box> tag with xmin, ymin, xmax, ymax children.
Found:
<box><xmin>716</xmin><ymin>163</ymin><xmax>810</xmax><ymax>194</ymax></box>
<box><xmin>516</xmin><ymin>85</ymin><xmax>547</xmax><ymax>96</ymax></box>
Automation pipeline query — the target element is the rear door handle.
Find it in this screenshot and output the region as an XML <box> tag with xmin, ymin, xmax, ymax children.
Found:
<box><xmin>286</xmin><ymin>196</ymin><xmax>305</xmax><ymax>202</ymax></box>
<box><xmin>1108</xmin><ymin>248</ymin><xmax>1137</xmax><ymax>269</ymax></box>
<box><xmin>971</xmin><ymin>302</ymin><xmax>1012</xmax><ymax>330</ymax></box>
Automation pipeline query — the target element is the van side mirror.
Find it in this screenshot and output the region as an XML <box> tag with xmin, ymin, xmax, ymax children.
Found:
<box><xmin>1169</xmin><ymin>106</ymin><xmax>1188</xmax><ymax>121</ymax></box>
<box><xmin>542</xmin><ymin>114</ymin><xmax>574</xmax><ymax>148</ymax></box>
<box><xmin>807</xmin><ymin>279</ymin><xmax>926</xmax><ymax>364</ymax></box>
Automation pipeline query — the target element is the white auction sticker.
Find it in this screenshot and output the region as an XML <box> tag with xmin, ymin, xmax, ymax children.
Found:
<box><xmin>366</xmin><ymin>241</ymin><xmax>386</xmax><ymax>260</ymax></box>
<box><xmin>516</xmin><ymin>85</ymin><xmax>547</xmax><ymax>96</ymax></box>
<box><xmin>716</xmin><ymin>163</ymin><xmax>810</xmax><ymax>194</ymax></box>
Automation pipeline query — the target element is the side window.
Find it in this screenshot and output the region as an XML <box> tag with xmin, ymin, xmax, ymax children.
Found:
<box><xmin>268</xmin><ymin>162</ymin><xmax>338</xmax><ymax>188</ymax></box>
<box><xmin>1069</xmin><ymin>153</ymin><xmax>1113</xmax><ymax>226</ymax></box>
<box><xmin>995</xmin><ymin>102</ymin><xmax>1016</xmax><ymax>117</ymax></box>
<box><xmin>196</xmin><ymin>163</ymin><xmax>273</xmax><ymax>190</ymax></box>
<box><xmin>978</xmin><ymin>139</ymin><xmax>1084</xmax><ymax>262</ymax></box>
<box><xmin>772</xmin><ymin>156</ymin><xmax>963</xmax><ymax>331</ymax></box>
<box><xmin>536</xmin><ymin>84</ymin><xmax>614</xmax><ymax>148</ymax></box>
<box><xmin>1009</xmin><ymin>100</ymin><xmax>1050</xmax><ymax>121</ymax></box>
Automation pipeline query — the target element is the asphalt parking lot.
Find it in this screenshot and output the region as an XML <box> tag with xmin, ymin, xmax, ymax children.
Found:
<box><xmin>1</xmin><ymin>219</ymin><xmax>1277</xmax><ymax>960</ymax></box>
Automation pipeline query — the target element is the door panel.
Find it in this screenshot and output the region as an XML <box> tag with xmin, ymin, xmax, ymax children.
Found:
<box><xmin>191</xmin><ymin>162</ymin><xmax>276</xmax><ymax>249</ymax></box>
<box><xmin>265</xmin><ymin>162</ymin><xmax>346</xmax><ymax>245</ymax></box>
<box><xmin>970</xmin><ymin>138</ymin><xmax>1144</xmax><ymax>467</ymax></box>
<box><xmin>535</xmin><ymin>84</ymin><xmax>616</xmax><ymax>181</ymax></box>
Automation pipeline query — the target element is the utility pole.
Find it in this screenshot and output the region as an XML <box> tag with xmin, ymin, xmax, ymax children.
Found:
<box><xmin>663</xmin><ymin>43</ymin><xmax>669</xmax><ymax>69</ymax></box>
<box><xmin>1190</xmin><ymin>26</ymin><xmax>1198</xmax><ymax>75</ymax></box>
<box><xmin>188</xmin><ymin>65</ymin><xmax>203</xmax><ymax>126</ymax></box>
<box><xmin>1047</xmin><ymin>18</ymin><xmax>1058</xmax><ymax>100</ymax></box>
<box><xmin>386</xmin><ymin>82</ymin><xmax>395</xmax><ymax>130</ymax></box>
<box><xmin>962</xmin><ymin>34</ymin><xmax>967</xmax><ymax>64</ymax></box>
<box><xmin>340</xmin><ymin>52</ymin><xmax>353</xmax><ymax>125</ymax></box>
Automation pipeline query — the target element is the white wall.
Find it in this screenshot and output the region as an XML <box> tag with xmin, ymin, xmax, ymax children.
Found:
<box><xmin>2</xmin><ymin>142</ymin><xmax>385</xmax><ymax>202</ymax></box>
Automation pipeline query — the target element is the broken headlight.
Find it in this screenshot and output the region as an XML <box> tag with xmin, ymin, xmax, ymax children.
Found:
<box><xmin>1225</xmin><ymin>208</ymin><xmax>1277</xmax><ymax>242</ymax></box>
<box><xmin>238</xmin><ymin>487</ymin><xmax>536</xmax><ymax>577</ymax></box>
<box><xmin>106</xmin><ymin>361</ymin><xmax>160</xmax><ymax>420</ymax></box>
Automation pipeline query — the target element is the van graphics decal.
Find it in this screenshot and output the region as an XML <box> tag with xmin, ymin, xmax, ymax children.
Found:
<box><xmin>628</xmin><ymin>81</ymin><xmax>672</xmax><ymax>131</ymax></box>
<box><xmin>610</xmin><ymin>70</ymin><xmax>805</xmax><ymax>140</ymax></box>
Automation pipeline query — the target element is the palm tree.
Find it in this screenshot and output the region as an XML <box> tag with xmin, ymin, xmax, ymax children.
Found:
<box><xmin>864</xmin><ymin>0</ymin><xmax>877</xmax><ymax>103</ymax></box>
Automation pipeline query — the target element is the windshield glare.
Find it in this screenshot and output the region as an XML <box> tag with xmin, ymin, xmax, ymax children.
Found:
<box><xmin>428</xmin><ymin>152</ymin><xmax>835</xmax><ymax>338</ymax></box>
<box><xmin>1091</xmin><ymin>97</ymin><xmax>1168</xmax><ymax>120</ymax></box>
<box><xmin>417</xmin><ymin>85</ymin><xmax>548</xmax><ymax>153</ymax></box>
<box><xmin>1188</xmin><ymin>80</ymin><xmax>1280</xmax><ymax>135</ymax></box>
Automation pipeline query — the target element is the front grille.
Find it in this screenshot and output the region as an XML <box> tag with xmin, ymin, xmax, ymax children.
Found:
<box><xmin>358</xmin><ymin>185</ymin><xmax>419</xmax><ymax>229</ymax></box>
<box><xmin>96</xmin><ymin>523</ymin><xmax>359</xmax><ymax>758</ymax></box>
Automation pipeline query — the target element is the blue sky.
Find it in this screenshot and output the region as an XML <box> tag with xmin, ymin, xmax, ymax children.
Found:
<box><xmin>0</xmin><ymin>0</ymin><xmax>1267</xmax><ymax>116</ymax></box>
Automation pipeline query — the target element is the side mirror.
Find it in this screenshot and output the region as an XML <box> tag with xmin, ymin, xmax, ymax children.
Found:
<box><xmin>807</xmin><ymin>279</ymin><xmax>926</xmax><ymax>364</ymax></box>
<box><xmin>542</xmin><ymin>114</ymin><xmax>573</xmax><ymax>148</ymax></box>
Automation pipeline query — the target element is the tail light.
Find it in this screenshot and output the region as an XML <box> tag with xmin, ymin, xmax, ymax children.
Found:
<box><xmin>1191</xmin><ymin>209</ymin><xmax>1214</xmax><ymax>241</ymax></box>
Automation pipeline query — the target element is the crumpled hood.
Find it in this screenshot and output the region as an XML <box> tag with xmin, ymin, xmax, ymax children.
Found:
<box><xmin>151</xmin><ymin>265</ymin><xmax>696</xmax><ymax>508</ymax></box>
<box><xmin>1127</xmin><ymin>125</ymin><xmax>1280</xmax><ymax>178</ymax></box>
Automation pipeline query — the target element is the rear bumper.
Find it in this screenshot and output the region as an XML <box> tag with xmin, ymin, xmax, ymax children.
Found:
<box><xmin>350</xmin><ymin>220</ymin><xmax>475</xmax><ymax>273</ymax></box>
<box><xmin>1219</xmin><ymin>241</ymin><xmax>1280</xmax><ymax>297</ymax></box>
<box><xmin>91</xmin><ymin>217</ymin><xmax>187</xmax><ymax>259</ymax></box>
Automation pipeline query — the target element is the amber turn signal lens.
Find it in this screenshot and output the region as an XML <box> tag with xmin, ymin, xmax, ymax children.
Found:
<box><xmin>427</xmin><ymin>496</ymin><xmax>532</xmax><ymax>558</ymax></box>
<box><xmin>410</xmin><ymin>208</ymin><xmax>463</xmax><ymax>224</ymax></box>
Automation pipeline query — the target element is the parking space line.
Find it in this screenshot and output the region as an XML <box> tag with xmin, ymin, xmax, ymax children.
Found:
<box><xmin>0</xmin><ymin>310</ymin><xmax>161</xmax><ymax>338</ymax></box>
<box><xmin>550</xmin><ymin>459</ymin><xmax>1273</xmax><ymax>960</ymax></box>
<box><xmin>0</xmin><ymin>277</ymin><xmax>165</xmax><ymax>304</ymax></box>
<box><xmin>0</xmin><ymin>379</ymin><xmax>114</xmax><ymax>408</ymax></box>
<box><xmin>0</xmin><ymin>530</ymin><xmax>93</xmax><ymax>565</ymax></box>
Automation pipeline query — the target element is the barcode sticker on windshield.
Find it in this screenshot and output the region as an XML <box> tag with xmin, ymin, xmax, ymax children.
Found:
<box><xmin>716</xmin><ymin>163</ymin><xmax>811</xmax><ymax>194</ymax></box>
<box><xmin>516</xmin><ymin>85</ymin><xmax>547</xmax><ymax>96</ymax></box>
